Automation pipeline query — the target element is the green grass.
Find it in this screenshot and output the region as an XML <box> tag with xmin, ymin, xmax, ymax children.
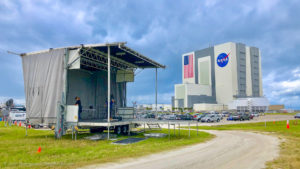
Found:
<box><xmin>0</xmin><ymin>122</ymin><xmax>213</xmax><ymax>169</ymax></box>
<box><xmin>188</xmin><ymin>120</ymin><xmax>300</xmax><ymax>168</ymax></box>
<box><xmin>265</xmin><ymin>112</ymin><xmax>298</xmax><ymax>115</ymax></box>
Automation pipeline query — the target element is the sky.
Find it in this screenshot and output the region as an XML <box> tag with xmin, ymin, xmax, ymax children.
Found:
<box><xmin>0</xmin><ymin>0</ymin><xmax>299</xmax><ymax>109</ymax></box>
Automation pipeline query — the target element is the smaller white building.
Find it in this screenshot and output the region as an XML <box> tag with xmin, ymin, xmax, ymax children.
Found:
<box><xmin>137</xmin><ymin>104</ymin><xmax>172</xmax><ymax>112</ymax></box>
<box><xmin>151</xmin><ymin>104</ymin><xmax>172</xmax><ymax>111</ymax></box>
<box><xmin>228</xmin><ymin>97</ymin><xmax>269</xmax><ymax>112</ymax></box>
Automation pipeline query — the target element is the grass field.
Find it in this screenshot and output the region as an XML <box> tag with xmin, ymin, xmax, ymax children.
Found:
<box><xmin>189</xmin><ymin>119</ymin><xmax>300</xmax><ymax>169</ymax></box>
<box><xmin>0</xmin><ymin>122</ymin><xmax>213</xmax><ymax>169</ymax></box>
<box><xmin>265</xmin><ymin>112</ymin><xmax>298</xmax><ymax>116</ymax></box>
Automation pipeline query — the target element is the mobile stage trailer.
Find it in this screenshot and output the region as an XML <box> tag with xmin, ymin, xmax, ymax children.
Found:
<box><xmin>20</xmin><ymin>42</ymin><xmax>165</xmax><ymax>139</ymax></box>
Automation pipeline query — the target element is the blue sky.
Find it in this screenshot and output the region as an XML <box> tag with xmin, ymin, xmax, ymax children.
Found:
<box><xmin>0</xmin><ymin>0</ymin><xmax>299</xmax><ymax>109</ymax></box>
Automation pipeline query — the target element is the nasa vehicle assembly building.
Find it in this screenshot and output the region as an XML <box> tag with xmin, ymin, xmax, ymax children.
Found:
<box><xmin>173</xmin><ymin>42</ymin><xmax>269</xmax><ymax>112</ymax></box>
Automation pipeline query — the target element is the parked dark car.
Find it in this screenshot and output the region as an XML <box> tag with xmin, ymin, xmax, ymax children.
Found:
<box><xmin>240</xmin><ymin>114</ymin><xmax>250</xmax><ymax>120</ymax></box>
<box><xmin>146</xmin><ymin>113</ymin><xmax>155</xmax><ymax>118</ymax></box>
<box><xmin>179</xmin><ymin>114</ymin><xmax>194</xmax><ymax>120</ymax></box>
<box><xmin>295</xmin><ymin>113</ymin><xmax>300</xmax><ymax>118</ymax></box>
<box><xmin>249</xmin><ymin>114</ymin><xmax>254</xmax><ymax>119</ymax></box>
<box><xmin>222</xmin><ymin>111</ymin><xmax>230</xmax><ymax>116</ymax></box>
<box><xmin>232</xmin><ymin>113</ymin><xmax>251</xmax><ymax>121</ymax></box>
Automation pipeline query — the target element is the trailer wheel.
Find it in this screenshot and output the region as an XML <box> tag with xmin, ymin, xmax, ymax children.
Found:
<box><xmin>114</xmin><ymin>126</ymin><xmax>122</xmax><ymax>135</ymax></box>
<box><xmin>90</xmin><ymin>128</ymin><xmax>104</xmax><ymax>133</ymax></box>
<box><xmin>33</xmin><ymin>124</ymin><xmax>40</xmax><ymax>129</ymax></box>
<box><xmin>121</xmin><ymin>125</ymin><xmax>128</xmax><ymax>135</ymax></box>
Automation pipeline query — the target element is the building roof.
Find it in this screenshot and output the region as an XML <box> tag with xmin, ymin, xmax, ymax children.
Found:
<box><xmin>22</xmin><ymin>42</ymin><xmax>166</xmax><ymax>69</ymax></box>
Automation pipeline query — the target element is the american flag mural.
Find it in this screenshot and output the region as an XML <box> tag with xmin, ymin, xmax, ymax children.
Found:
<box><xmin>184</xmin><ymin>54</ymin><xmax>193</xmax><ymax>78</ymax></box>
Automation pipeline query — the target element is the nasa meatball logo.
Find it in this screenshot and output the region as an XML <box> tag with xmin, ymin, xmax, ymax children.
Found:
<box><xmin>217</xmin><ymin>52</ymin><xmax>230</xmax><ymax>67</ymax></box>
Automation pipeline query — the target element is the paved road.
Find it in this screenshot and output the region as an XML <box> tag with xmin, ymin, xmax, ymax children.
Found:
<box><xmin>83</xmin><ymin>130</ymin><xmax>279</xmax><ymax>169</ymax></box>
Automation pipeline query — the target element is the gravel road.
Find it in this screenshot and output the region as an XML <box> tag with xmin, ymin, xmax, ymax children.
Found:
<box><xmin>83</xmin><ymin>130</ymin><xmax>279</xmax><ymax>169</ymax></box>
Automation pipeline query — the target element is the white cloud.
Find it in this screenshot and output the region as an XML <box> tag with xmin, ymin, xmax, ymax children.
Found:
<box><xmin>127</xmin><ymin>92</ymin><xmax>173</xmax><ymax>105</ymax></box>
<box><xmin>263</xmin><ymin>67</ymin><xmax>300</xmax><ymax>109</ymax></box>
<box><xmin>256</xmin><ymin>0</ymin><xmax>280</xmax><ymax>14</ymax></box>
<box><xmin>204</xmin><ymin>0</ymin><xmax>218</xmax><ymax>7</ymax></box>
<box><xmin>0</xmin><ymin>96</ymin><xmax>25</xmax><ymax>106</ymax></box>
<box><xmin>292</xmin><ymin>67</ymin><xmax>300</xmax><ymax>78</ymax></box>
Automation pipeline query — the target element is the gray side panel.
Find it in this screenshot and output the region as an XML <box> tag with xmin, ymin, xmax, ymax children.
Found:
<box><xmin>194</xmin><ymin>47</ymin><xmax>216</xmax><ymax>102</ymax></box>
<box><xmin>67</xmin><ymin>70</ymin><xmax>125</xmax><ymax>120</ymax></box>
<box><xmin>250</xmin><ymin>47</ymin><xmax>260</xmax><ymax>97</ymax></box>
<box><xmin>22</xmin><ymin>49</ymin><xmax>65</xmax><ymax>124</ymax></box>
<box><xmin>187</xmin><ymin>95</ymin><xmax>217</xmax><ymax>108</ymax></box>
<box><xmin>236</xmin><ymin>43</ymin><xmax>247</xmax><ymax>97</ymax></box>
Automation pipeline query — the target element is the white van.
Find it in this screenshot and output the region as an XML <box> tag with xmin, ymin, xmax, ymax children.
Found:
<box><xmin>9</xmin><ymin>111</ymin><xmax>26</xmax><ymax>122</ymax></box>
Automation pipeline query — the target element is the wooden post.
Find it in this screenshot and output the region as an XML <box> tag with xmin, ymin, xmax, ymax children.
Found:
<box><xmin>168</xmin><ymin>121</ymin><xmax>170</xmax><ymax>140</ymax></box>
<box><xmin>179</xmin><ymin>123</ymin><xmax>180</xmax><ymax>136</ymax></box>
<box><xmin>197</xmin><ymin>122</ymin><xmax>198</xmax><ymax>136</ymax></box>
<box><xmin>72</xmin><ymin>126</ymin><xmax>74</xmax><ymax>140</ymax></box>
<box><xmin>173</xmin><ymin>124</ymin><xmax>175</xmax><ymax>136</ymax></box>
<box><xmin>265</xmin><ymin>120</ymin><xmax>266</xmax><ymax>127</ymax></box>
<box><xmin>188</xmin><ymin>122</ymin><xmax>190</xmax><ymax>138</ymax></box>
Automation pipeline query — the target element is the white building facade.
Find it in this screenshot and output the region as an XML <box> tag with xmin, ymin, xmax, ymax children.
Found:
<box><xmin>174</xmin><ymin>42</ymin><xmax>267</xmax><ymax>111</ymax></box>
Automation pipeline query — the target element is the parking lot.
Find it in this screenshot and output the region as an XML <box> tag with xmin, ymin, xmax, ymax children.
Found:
<box><xmin>136</xmin><ymin>112</ymin><xmax>296</xmax><ymax>127</ymax></box>
<box><xmin>194</xmin><ymin>115</ymin><xmax>295</xmax><ymax>126</ymax></box>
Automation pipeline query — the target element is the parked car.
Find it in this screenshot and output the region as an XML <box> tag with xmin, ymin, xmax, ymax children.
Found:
<box><xmin>157</xmin><ymin>114</ymin><xmax>165</xmax><ymax>120</ymax></box>
<box><xmin>249</xmin><ymin>114</ymin><xmax>254</xmax><ymax>119</ymax></box>
<box><xmin>227</xmin><ymin>115</ymin><xmax>234</xmax><ymax>121</ymax></box>
<box><xmin>222</xmin><ymin>111</ymin><xmax>230</xmax><ymax>116</ymax></box>
<box><xmin>240</xmin><ymin>114</ymin><xmax>251</xmax><ymax>120</ymax></box>
<box><xmin>9</xmin><ymin>109</ymin><xmax>26</xmax><ymax>122</ymax></box>
<box><xmin>11</xmin><ymin>106</ymin><xmax>26</xmax><ymax>112</ymax></box>
<box><xmin>195</xmin><ymin>114</ymin><xmax>207</xmax><ymax>121</ymax></box>
<box><xmin>201</xmin><ymin>114</ymin><xmax>220</xmax><ymax>123</ymax></box>
<box><xmin>141</xmin><ymin>113</ymin><xmax>155</xmax><ymax>118</ymax></box>
<box><xmin>232</xmin><ymin>114</ymin><xmax>242</xmax><ymax>121</ymax></box>
<box><xmin>193</xmin><ymin>113</ymin><xmax>199</xmax><ymax>118</ymax></box>
<box><xmin>165</xmin><ymin>114</ymin><xmax>177</xmax><ymax>120</ymax></box>
<box><xmin>216</xmin><ymin>114</ymin><xmax>223</xmax><ymax>120</ymax></box>
<box><xmin>295</xmin><ymin>113</ymin><xmax>300</xmax><ymax>118</ymax></box>
<box><xmin>251</xmin><ymin>112</ymin><xmax>259</xmax><ymax>117</ymax></box>
<box><xmin>179</xmin><ymin>114</ymin><xmax>194</xmax><ymax>120</ymax></box>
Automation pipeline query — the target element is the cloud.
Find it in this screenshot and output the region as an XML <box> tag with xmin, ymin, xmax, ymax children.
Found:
<box><xmin>0</xmin><ymin>96</ymin><xmax>25</xmax><ymax>106</ymax></box>
<box><xmin>127</xmin><ymin>92</ymin><xmax>173</xmax><ymax>106</ymax></box>
<box><xmin>0</xmin><ymin>0</ymin><xmax>299</xmax><ymax>109</ymax></box>
<box><xmin>263</xmin><ymin>67</ymin><xmax>300</xmax><ymax>109</ymax></box>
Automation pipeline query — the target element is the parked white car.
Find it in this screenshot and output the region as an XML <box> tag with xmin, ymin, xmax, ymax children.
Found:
<box><xmin>9</xmin><ymin>111</ymin><xmax>26</xmax><ymax>122</ymax></box>
<box><xmin>8</xmin><ymin>106</ymin><xmax>27</xmax><ymax>122</ymax></box>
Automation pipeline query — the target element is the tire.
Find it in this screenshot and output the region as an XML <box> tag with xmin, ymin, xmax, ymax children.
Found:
<box><xmin>90</xmin><ymin>128</ymin><xmax>103</xmax><ymax>133</ymax></box>
<box><xmin>207</xmin><ymin>119</ymin><xmax>211</xmax><ymax>123</ymax></box>
<box><xmin>114</xmin><ymin>126</ymin><xmax>122</xmax><ymax>135</ymax></box>
<box><xmin>217</xmin><ymin>119</ymin><xmax>220</xmax><ymax>122</ymax></box>
<box><xmin>121</xmin><ymin>125</ymin><xmax>128</xmax><ymax>135</ymax></box>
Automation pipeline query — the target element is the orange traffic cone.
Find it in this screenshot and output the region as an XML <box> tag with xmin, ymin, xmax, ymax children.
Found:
<box><xmin>37</xmin><ymin>147</ymin><xmax>42</xmax><ymax>153</ymax></box>
<box><xmin>19</xmin><ymin>122</ymin><xmax>22</xmax><ymax>127</ymax></box>
<box><xmin>287</xmin><ymin>120</ymin><xmax>290</xmax><ymax>129</ymax></box>
<box><xmin>28</xmin><ymin>125</ymin><xmax>31</xmax><ymax>129</ymax></box>
<box><xmin>14</xmin><ymin>121</ymin><xmax>17</xmax><ymax>126</ymax></box>
<box><xmin>273</xmin><ymin>121</ymin><xmax>275</xmax><ymax>124</ymax></box>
